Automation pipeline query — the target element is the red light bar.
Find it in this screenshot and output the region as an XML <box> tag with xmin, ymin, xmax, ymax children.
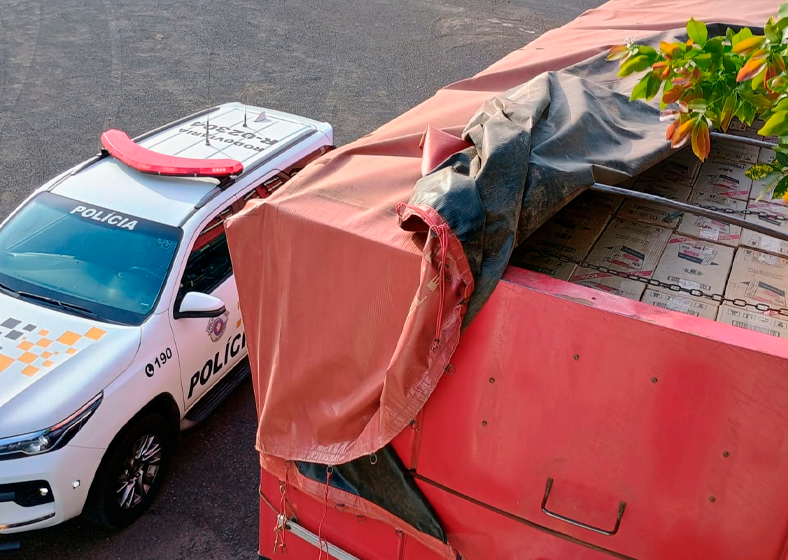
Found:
<box><xmin>101</xmin><ymin>129</ymin><xmax>244</xmax><ymax>178</ymax></box>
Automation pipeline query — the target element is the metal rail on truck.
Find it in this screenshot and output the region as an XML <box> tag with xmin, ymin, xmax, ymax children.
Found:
<box><xmin>276</xmin><ymin>514</ymin><xmax>361</xmax><ymax>560</ymax></box>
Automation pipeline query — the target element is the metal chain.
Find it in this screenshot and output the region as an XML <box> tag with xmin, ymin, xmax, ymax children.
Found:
<box><xmin>698</xmin><ymin>205</ymin><xmax>788</xmax><ymax>222</ymax></box>
<box><xmin>521</xmin><ymin>247</ymin><xmax>788</xmax><ymax>316</ymax></box>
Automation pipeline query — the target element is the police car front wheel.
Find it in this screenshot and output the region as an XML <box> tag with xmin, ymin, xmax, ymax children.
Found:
<box><xmin>84</xmin><ymin>413</ymin><xmax>172</xmax><ymax>529</ymax></box>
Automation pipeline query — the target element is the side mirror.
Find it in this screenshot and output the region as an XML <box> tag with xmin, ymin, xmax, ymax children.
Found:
<box><xmin>174</xmin><ymin>292</ymin><xmax>226</xmax><ymax>319</ymax></box>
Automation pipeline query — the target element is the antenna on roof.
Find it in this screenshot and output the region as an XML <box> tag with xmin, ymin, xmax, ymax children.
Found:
<box><xmin>243</xmin><ymin>89</ymin><xmax>249</xmax><ymax>127</ymax></box>
<box><xmin>205</xmin><ymin>44</ymin><xmax>214</xmax><ymax>146</ymax></box>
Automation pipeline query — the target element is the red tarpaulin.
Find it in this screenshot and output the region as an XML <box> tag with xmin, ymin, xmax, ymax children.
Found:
<box><xmin>227</xmin><ymin>1</ymin><xmax>780</xmax><ymax>556</ymax></box>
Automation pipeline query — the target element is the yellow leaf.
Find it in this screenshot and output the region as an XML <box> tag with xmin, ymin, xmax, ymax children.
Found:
<box><xmin>732</xmin><ymin>36</ymin><xmax>766</xmax><ymax>55</ymax></box>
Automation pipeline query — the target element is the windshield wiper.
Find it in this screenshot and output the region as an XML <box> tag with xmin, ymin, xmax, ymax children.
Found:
<box><xmin>17</xmin><ymin>291</ymin><xmax>98</xmax><ymax>320</ymax></box>
<box><xmin>0</xmin><ymin>279</ymin><xmax>19</xmax><ymax>298</ymax></box>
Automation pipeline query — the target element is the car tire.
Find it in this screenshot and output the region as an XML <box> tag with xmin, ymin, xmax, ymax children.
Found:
<box><xmin>83</xmin><ymin>413</ymin><xmax>172</xmax><ymax>529</ymax></box>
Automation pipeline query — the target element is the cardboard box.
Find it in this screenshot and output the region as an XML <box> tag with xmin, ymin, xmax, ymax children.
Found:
<box><xmin>641</xmin><ymin>287</ymin><xmax>719</xmax><ymax>319</ymax></box>
<box><xmin>716</xmin><ymin>305</ymin><xmax>788</xmax><ymax>338</ymax></box>
<box><xmin>641</xmin><ymin>148</ymin><xmax>702</xmax><ymax>186</ymax></box>
<box><xmin>617</xmin><ymin>180</ymin><xmax>692</xmax><ymax>227</ymax></box>
<box><xmin>749</xmin><ymin>175</ymin><xmax>786</xmax><ymax>204</ymax></box>
<box><xmin>752</xmin><ymin>119</ymin><xmax>779</xmax><ymax>144</ymax></box>
<box><xmin>726</xmin><ymin>120</ymin><xmax>762</xmax><ymax>139</ymax></box>
<box><xmin>569</xmin><ymin>178</ymin><xmax>639</xmax><ymax>214</ymax></box>
<box><xmin>693</xmin><ymin>158</ymin><xmax>752</xmax><ymax>199</ymax></box>
<box><xmin>523</xmin><ymin>206</ymin><xmax>611</xmax><ymax>258</ymax></box>
<box><xmin>652</xmin><ymin>234</ymin><xmax>734</xmax><ymax>294</ymax></box>
<box><xmin>708</xmin><ymin>140</ymin><xmax>760</xmax><ymax>164</ymax></box>
<box><xmin>509</xmin><ymin>250</ymin><xmax>576</xmax><ymax>280</ymax></box>
<box><xmin>740</xmin><ymin>200</ymin><xmax>788</xmax><ymax>257</ymax></box>
<box><xmin>676</xmin><ymin>191</ymin><xmax>745</xmax><ymax>246</ymax></box>
<box><xmin>570</xmin><ymin>218</ymin><xmax>672</xmax><ymax>300</ymax></box>
<box><xmin>758</xmin><ymin>147</ymin><xmax>776</xmax><ymax>164</ymax></box>
<box><xmin>725</xmin><ymin>248</ymin><xmax>788</xmax><ymax>309</ymax></box>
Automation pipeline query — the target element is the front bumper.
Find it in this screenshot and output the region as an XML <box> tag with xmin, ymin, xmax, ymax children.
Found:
<box><xmin>0</xmin><ymin>444</ymin><xmax>104</xmax><ymax>534</ymax></box>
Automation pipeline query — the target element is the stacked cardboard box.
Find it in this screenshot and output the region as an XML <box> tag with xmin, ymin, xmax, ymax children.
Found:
<box><xmin>740</xmin><ymin>200</ymin><xmax>788</xmax><ymax>258</ymax></box>
<box><xmin>510</xmin><ymin>206</ymin><xmax>610</xmax><ymax>280</ymax></box>
<box><xmin>707</xmin><ymin>140</ymin><xmax>760</xmax><ymax>165</ymax></box>
<box><xmin>716</xmin><ymin>306</ymin><xmax>788</xmax><ymax>338</ymax></box>
<box><xmin>641</xmin><ymin>288</ymin><xmax>719</xmax><ymax>320</ymax></box>
<box><xmin>725</xmin><ymin>248</ymin><xmax>788</xmax><ymax>310</ymax></box>
<box><xmin>677</xmin><ymin>191</ymin><xmax>745</xmax><ymax>246</ymax></box>
<box><xmin>617</xmin><ymin>180</ymin><xmax>691</xmax><ymax>228</ymax></box>
<box><xmin>569</xmin><ymin>218</ymin><xmax>672</xmax><ymax>300</ymax></box>
<box><xmin>510</xmin><ymin>134</ymin><xmax>788</xmax><ymax>338</ymax></box>
<box><xmin>640</xmin><ymin>149</ymin><xmax>703</xmax><ymax>187</ymax></box>
<box><xmin>693</xmin><ymin>158</ymin><xmax>751</xmax><ymax>200</ymax></box>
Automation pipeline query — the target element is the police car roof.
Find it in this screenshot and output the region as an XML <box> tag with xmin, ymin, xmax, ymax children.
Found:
<box><xmin>50</xmin><ymin>102</ymin><xmax>327</xmax><ymax>227</ymax></box>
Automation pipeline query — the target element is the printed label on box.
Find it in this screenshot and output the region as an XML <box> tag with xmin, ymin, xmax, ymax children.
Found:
<box><xmin>740</xmin><ymin>200</ymin><xmax>788</xmax><ymax>257</ymax></box>
<box><xmin>694</xmin><ymin>158</ymin><xmax>752</xmax><ymax>199</ymax></box>
<box><xmin>716</xmin><ymin>304</ymin><xmax>788</xmax><ymax>338</ymax></box>
<box><xmin>641</xmin><ymin>287</ymin><xmax>719</xmax><ymax>319</ymax></box>
<box><xmin>653</xmin><ymin>235</ymin><xmax>734</xmax><ymax>294</ymax></box>
<box><xmin>617</xmin><ymin>180</ymin><xmax>692</xmax><ymax>227</ymax></box>
<box><xmin>571</xmin><ymin>218</ymin><xmax>672</xmax><ymax>300</ymax></box>
<box><xmin>677</xmin><ymin>191</ymin><xmax>745</xmax><ymax>246</ymax></box>
<box><xmin>708</xmin><ymin>141</ymin><xmax>760</xmax><ymax>164</ymax></box>
<box><xmin>725</xmin><ymin>248</ymin><xmax>788</xmax><ymax>310</ymax></box>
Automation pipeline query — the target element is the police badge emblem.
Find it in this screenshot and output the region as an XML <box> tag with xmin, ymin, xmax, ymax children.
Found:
<box><xmin>206</xmin><ymin>310</ymin><xmax>229</xmax><ymax>342</ymax></box>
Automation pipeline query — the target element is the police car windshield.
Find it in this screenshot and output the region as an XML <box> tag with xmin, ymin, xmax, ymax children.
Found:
<box><xmin>0</xmin><ymin>192</ymin><xmax>181</xmax><ymax>325</ymax></box>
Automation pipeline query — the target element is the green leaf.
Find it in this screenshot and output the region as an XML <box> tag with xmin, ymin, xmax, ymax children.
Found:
<box><xmin>705</xmin><ymin>36</ymin><xmax>725</xmax><ymax>55</ymax></box>
<box><xmin>630</xmin><ymin>73</ymin><xmax>651</xmax><ymax>101</ymax></box>
<box><xmin>636</xmin><ymin>45</ymin><xmax>658</xmax><ymax>57</ymax></box>
<box><xmin>618</xmin><ymin>55</ymin><xmax>652</xmax><ymax>77</ymax></box>
<box><xmin>720</xmin><ymin>93</ymin><xmax>736</xmax><ymax>130</ymax></box>
<box><xmin>777</xmin><ymin>150</ymin><xmax>788</xmax><ymax>168</ymax></box>
<box><xmin>688</xmin><ymin>99</ymin><xmax>708</xmax><ymax>111</ymax></box>
<box><xmin>766</xmin><ymin>18</ymin><xmax>781</xmax><ymax>43</ymax></box>
<box><xmin>737</xmin><ymin>100</ymin><xmax>758</xmax><ymax>125</ymax></box>
<box><xmin>773</xmin><ymin>174</ymin><xmax>788</xmax><ymax>200</ymax></box>
<box><xmin>759</xmin><ymin>110</ymin><xmax>788</xmax><ymax>136</ymax></box>
<box><xmin>726</xmin><ymin>27</ymin><xmax>735</xmax><ymax>43</ymax></box>
<box><xmin>732</xmin><ymin>27</ymin><xmax>754</xmax><ymax>47</ymax></box>
<box><xmin>741</xmin><ymin>91</ymin><xmax>772</xmax><ymax>109</ymax></box>
<box><xmin>687</xmin><ymin>18</ymin><xmax>708</xmax><ymax>46</ymax></box>
<box><xmin>693</xmin><ymin>53</ymin><xmax>713</xmax><ymax>71</ymax></box>
<box><xmin>776</xmin><ymin>97</ymin><xmax>788</xmax><ymax>112</ymax></box>
<box><xmin>646</xmin><ymin>73</ymin><xmax>662</xmax><ymax>100</ymax></box>
<box><xmin>780</xmin><ymin>3</ymin><xmax>788</xmax><ymax>20</ymax></box>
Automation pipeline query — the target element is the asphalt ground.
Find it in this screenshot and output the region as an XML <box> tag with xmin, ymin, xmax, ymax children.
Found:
<box><xmin>0</xmin><ymin>1</ymin><xmax>604</xmax><ymax>558</ymax></box>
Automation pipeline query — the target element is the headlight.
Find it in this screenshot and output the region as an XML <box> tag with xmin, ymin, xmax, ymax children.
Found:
<box><xmin>0</xmin><ymin>392</ymin><xmax>102</xmax><ymax>460</ymax></box>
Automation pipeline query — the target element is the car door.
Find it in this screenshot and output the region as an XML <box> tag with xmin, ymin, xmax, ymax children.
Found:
<box><xmin>170</xmin><ymin>205</ymin><xmax>247</xmax><ymax>408</ymax></box>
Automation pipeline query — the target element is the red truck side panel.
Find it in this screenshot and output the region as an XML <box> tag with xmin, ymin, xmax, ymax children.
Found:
<box><xmin>416</xmin><ymin>268</ymin><xmax>788</xmax><ymax>560</ymax></box>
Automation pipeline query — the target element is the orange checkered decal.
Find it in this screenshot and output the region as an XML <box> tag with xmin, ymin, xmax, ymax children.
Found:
<box><xmin>0</xmin><ymin>318</ymin><xmax>106</xmax><ymax>377</ymax></box>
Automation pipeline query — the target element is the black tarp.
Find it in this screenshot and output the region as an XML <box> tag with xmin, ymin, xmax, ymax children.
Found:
<box><xmin>405</xmin><ymin>27</ymin><xmax>717</xmax><ymax>324</ymax></box>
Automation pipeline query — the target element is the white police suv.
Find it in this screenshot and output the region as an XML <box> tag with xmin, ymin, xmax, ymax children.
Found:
<box><xmin>0</xmin><ymin>103</ymin><xmax>332</xmax><ymax>532</ymax></box>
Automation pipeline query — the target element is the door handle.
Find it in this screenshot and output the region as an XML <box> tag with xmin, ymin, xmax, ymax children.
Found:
<box><xmin>541</xmin><ymin>477</ymin><xmax>626</xmax><ymax>536</ymax></box>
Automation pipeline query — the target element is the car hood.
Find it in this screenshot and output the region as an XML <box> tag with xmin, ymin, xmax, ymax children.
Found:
<box><xmin>0</xmin><ymin>293</ymin><xmax>141</xmax><ymax>437</ymax></box>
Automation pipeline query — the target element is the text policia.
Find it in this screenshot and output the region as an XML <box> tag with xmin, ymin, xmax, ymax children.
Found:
<box><xmin>187</xmin><ymin>331</ymin><xmax>246</xmax><ymax>399</ymax></box>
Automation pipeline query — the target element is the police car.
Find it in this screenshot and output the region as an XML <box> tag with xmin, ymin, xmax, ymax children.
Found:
<box><xmin>0</xmin><ymin>103</ymin><xmax>332</xmax><ymax>533</ymax></box>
